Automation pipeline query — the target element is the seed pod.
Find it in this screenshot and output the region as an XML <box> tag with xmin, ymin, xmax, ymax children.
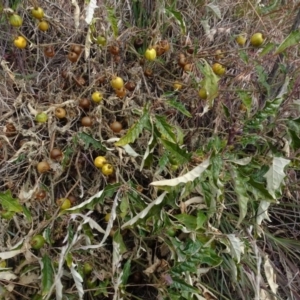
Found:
<box><xmin>50</xmin><ymin>148</ymin><xmax>63</xmax><ymax>161</ymax></box>
<box><xmin>70</xmin><ymin>44</ymin><xmax>82</xmax><ymax>55</ymax></box>
<box><xmin>81</xmin><ymin>116</ymin><xmax>93</xmax><ymax>127</ymax></box>
<box><xmin>125</xmin><ymin>81</ymin><xmax>136</xmax><ymax>92</ymax></box>
<box><xmin>79</xmin><ymin>98</ymin><xmax>91</xmax><ymax>110</ymax></box>
<box><xmin>44</xmin><ymin>46</ymin><xmax>55</xmax><ymax>58</ymax></box>
<box><xmin>67</xmin><ymin>52</ymin><xmax>78</xmax><ymax>63</ymax></box>
<box><xmin>55</xmin><ymin>107</ymin><xmax>66</xmax><ymax>119</ymax></box>
<box><xmin>110</xmin><ymin>121</ymin><xmax>123</xmax><ymax>133</ymax></box>
<box><xmin>37</xmin><ymin>161</ymin><xmax>50</xmax><ymax>174</ymax></box>
<box><xmin>35</xmin><ymin>190</ymin><xmax>47</xmax><ymax>200</ymax></box>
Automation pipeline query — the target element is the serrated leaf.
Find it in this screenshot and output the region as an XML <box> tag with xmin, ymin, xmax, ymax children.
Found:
<box><xmin>232</xmin><ymin>169</ymin><xmax>249</xmax><ymax>227</ymax></box>
<box><xmin>165</xmin><ymin>6</ymin><xmax>186</xmax><ymax>34</ymax></box>
<box><xmin>115</xmin><ymin>109</ymin><xmax>150</xmax><ymax>146</ymax></box>
<box><xmin>22</xmin><ymin>206</ymin><xmax>32</xmax><ymax>222</ymax></box>
<box><xmin>275</xmin><ymin>31</ymin><xmax>300</xmax><ymax>54</ymax></box>
<box><xmin>257</xmin><ymin>200</ymin><xmax>271</xmax><ymax>225</ymax></box>
<box><xmin>150</xmin><ymin>158</ymin><xmax>210</xmax><ymax>186</ymax></box>
<box><xmin>85</xmin><ymin>0</ymin><xmax>98</xmax><ymax>25</ymax></box>
<box><xmin>198</xmin><ymin>59</ymin><xmax>220</xmax><ymax>106</ymax></box>
<box><xmin>174</xmin><ymin>214</ymin><xmax>197</xmax><ymax>230</ymax></box>
<box><xmin>70</xmin><ymin>263</ymin><xmax>84</xmax><ymax>299</ymax></box>
<box><xmin>121</xmin><ymin>259</ymin><xmax>131</xmax><ymax>285</ymax></box>
<box><xmin>155</xmin><ymin>115</ymin><xmax>176</xmax><ymax>142</ymax></box>
<box><xmin>263</xmin><ymin>157</ymin><xmax>290</xmax><ymax>198</ymax></box>
<box><xmin>228</xmin><ymin>157</ymin><xmax>252</xmax><ymax>165</ymax></box>
<box><xmin>288</xmin><ymin>129</ymin><xmax>300</xmax><ymax>150</ymax></box>
<box><xmin>113</xmin><ymin>229</ymin><xmax>127</xmax><ymax>254</ymax></box>
<box><xmin>199</xmin><ymin>247</ymin><xmax>222</xmax><ymax>266</ymax></box>
<box><xmin>68</xmin><ymin>183</ymin><xmax>121</xmax><ymax>211</ymax></box>
<box><xmin>160</xmin><ymin>139</ymin><xmax>191</xmax><ymax>165</ymax></box>
<box><xmin>106</xmin><ymin>7</ymin><xmax>118</xmax><ymax>38</ymax></box>
<box><xmin>256</xmin><ymin>64</ymin><xmax>271</xmax><ymax>96</ymax></box>
<box><xmin>206</xmin><ymin>3</ymin><xmax>221</xmax><ymax>19</ymax></box>
<box><xmin>158</xmin><ymin>151</ymin><xmax>169</xmax><ymax>171</ymax></box>
<box><xmin>237</xmin><ymin>90</ymin><xmax>252</xmax><ymax>113</ymax></box>
<box><xmin>170</xmin><ymin>277</ymin><xmax>199</xmax><ymax>294</ymax></box>
<box><xmin>167</xmin><ymin>97</ymin><xmax>192</xmax><ymax>117</ymax></box>
<box><xmin>287</xmin><ymin>117</ymin><xmax>300</xmax><ymax>135</ymax></box>
<box><xmin>259</xmin><ymin>42</ymin><xmax>276</xmax><ymax>57</ymax></box>
<box><xmin>77</xmin><ymin>132</ymin><xmax>107</xmax><ymax>151</ymax></box>
<box><xmin>227</xmin><ymin>234</ymin><xmax>244</xmax><ymax>263</ymax></box>
<box><xmin>264</xmin><ymin>256</ymin><xmax>279</xmax><ymax>294</ymax></box>
<box><xmin>41</xmin><ymin>255</ymin><xmax>54</xmax><ymax>296</ymax></box>
<box><xmin>121</xmin><ymin>192</ymin><xmax>167</xmax><ymax>229</ymax></box>
<box><xmin>0</xmin><ymin>190</ymin><xmax>23</xmax><ymax>213</ymax></box>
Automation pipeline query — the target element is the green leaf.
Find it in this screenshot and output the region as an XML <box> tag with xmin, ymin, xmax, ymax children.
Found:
<box><xmin>232</xmin><ymin>169</ymin><xmax>249</xmax><ymax>227</ymax></box>
<box><xmin>121</xmin><ymin>260</ymin><xmax>131</xmax><ymax>285</ymax></box>
<box><xmin>174</xmin><ymin>214</ymin><xmax>197</xmax><ymax>230</ymax></box>
<box><xmin>248</xmin><ymin>179</ymin><xmax>273</xmax><ymax>200</ymax></box>
<box><xmin>0</xmin><ymin>190</ymin><xmax>23</xmax><ymax>213</ymax></box>
<box><xmin>62</xmin><ymin>146</ymin><xmax>74</xmax><ymax>168</ymax></box>
<box><xmin>170</xmin><ymin>277</ymin><xmax>199</xmax><ymax>294</ymax></box>
<box><xmin>86</xmin><ymin>183</ymin><xmax>121</xmax><ymax>210</ymax></box>
<box><xmin>155</xmin><ymin>115</ymin><xmax>176</xmax><ymax>143</ymax></box>
<box><xmin>165</xmin><ymin>6</ymin><xmax>186</xmax><ymax>34</ymax></box>
<box><xmin>113</xmin><ymin>229</ymin><xmax>127</xmax><ymax>254</ymax></box>
<box><xmin>288</xmin><ymin>129</ymin><xmax>300</xmax><ymax>150</ymax></box>
<box><xmin>255</xmin><ymin>64</ymin><xmax>270</xmax><ymax>96</ymax></box>
<box><xmin>196</xmin><ymin>211</ymin><xmax>207</xmax><ymax>229</ymax></box>
<box><xmin>22</xmin><ymin>206</ymin><xmax>32</xmax><ymax>222</ymax></box>
<box><xmin>199</xmin><ymin>247</ymin><xmax>222</xmax><ymax>266</ymax></box>
<box><xmin>198</xmin><ymin>59</ymin><xmax>220</xmax><ymax>106</ymax></box>
<box><xmin>167</xmin><ymin>97</ymin><xmax>192</xmax><ymax>117</ymax></box>
<box><xmin>263</xmin><ymin>157</ymin><xmax>290</xmax><ymax>198</ymax></box>
<box><xmin>211</xmin><ymin>154</ymin><xmax>223</xmax><ymax>186</ymax></box>
<box><xmin>246</xmin><ymin>97</ymin><xmax>283</xmax><ymax>130</ymax></box>
<box><xmin>287</xmin><ymin>117</ymin><xmax>300</xmax><ymax>135</ymax></box>
<box><xmin>222</xmin><ymin>103</ymin><xmax>230</xmax><ymax>119</ymax></box>
<box><xmin>259</xmin><ymin>42</ymin><xmax>276</xmax><ymax>57</ymax></box>
<box><xmin>206</xmin><ymin>3</ymin><xmax>221</xmax><ymax>19</ymax></box>
<box><xmin>275</xmin><ymin>31</ymin><xmax>300</xmax><ymax>54</ymax></box>
<box><xmin>41</xmin><ymin>255</ymin><xmax>54</xmax><ymax>296</ymax></box>
<box><xmin>158</xmin><ymin>151</ymin><xmax>169</xmax><ymax>171</ymax></box>
<box><xmin>160</xmin><ymin>139</ymin><xmax>192</xmax><ymax>165</ymax></box>
<box><xmin>115</xmin><ymin>109</ymin><xmax>150</xmax><ymax>146</ymax></box>
<box><xmin>106</xmin><ymin>7</ymin><xmax>118</xmax><ymax>38</ymax></box>
<box><xmin>237</xmin><ymin>90</ymin><xmax>252</xmax><ymax>113</ymax></box>
<box><xmin>77</xmin><ymin>132</ymin><xmax>107</xmax><ymax>151</ymax></box>
<box><xmin>239</xmin><ymin>50</ymin><xmax>248</xmax><ymax>63</ymax></box>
